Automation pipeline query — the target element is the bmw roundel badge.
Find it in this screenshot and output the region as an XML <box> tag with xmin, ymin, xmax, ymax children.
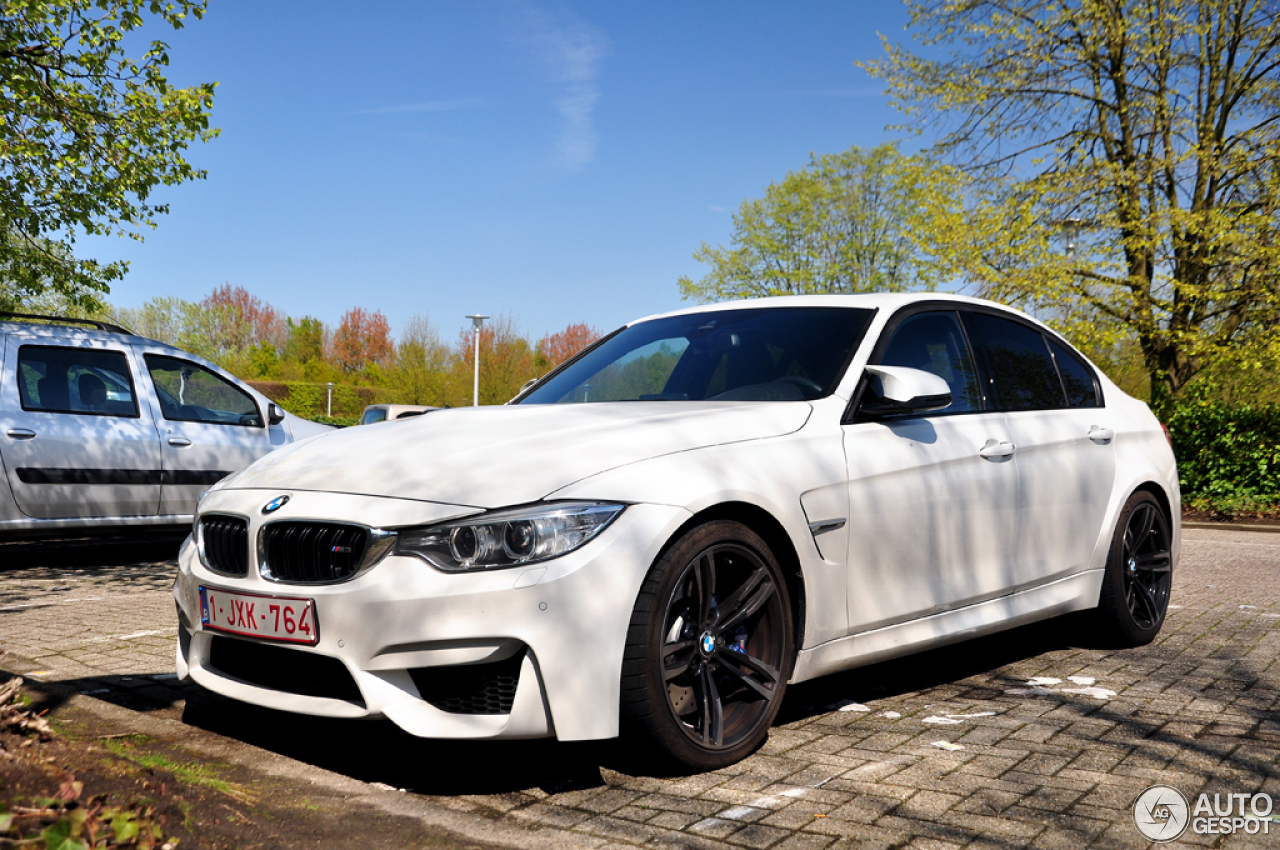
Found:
<box><xmin>700</xmin><ymin>633</ymin><xmax>716</xmax><ymax>656</ymax></box>
<box><xmin>262</xmin><ymin>495</ymin><xmax>290</xmax><ymax>514</ymax></box>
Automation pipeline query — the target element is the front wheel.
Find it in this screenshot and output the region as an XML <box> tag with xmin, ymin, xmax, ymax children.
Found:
<box><xmin>1093</xmin><ymin>491</ymin><xmax>1173</xmax><ymax>646</ymax></box>
<box><xmin>621</xmin><ymin>521</ymin><xmax>794</xmax><ymax>771</ymax></box>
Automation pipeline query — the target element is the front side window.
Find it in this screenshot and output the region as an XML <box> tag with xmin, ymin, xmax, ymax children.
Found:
<box><xmin>145</xmin><ymin>355</ymin><xmax>262</xmax><ymax>426</ymax></box>
<box><xmin>964</xmin><ymin>313</ymin><xmax>1066</xmax><ymax>411</ymax></box>
<box><xmin>517</xmin><ymin>307</ymin><xmax>876</xmax><ymax>404</ymax></box>
<box><xmin>875</xmin><ymin>311</ymin><xmax>983</xmax><ymax>414</ymax></box>
<box><xmin>17</xmin><ymin>346</ymin><xmax>139</xmax><ymax>417</ymax></box>
<box><xmin>361</xmin><ymin>408</ymin><xmax>388</xmax><ymax>425</ymax></box>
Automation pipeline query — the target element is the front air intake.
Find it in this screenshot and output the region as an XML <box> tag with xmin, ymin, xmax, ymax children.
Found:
<box><xmin>199</xmin><ymin>515</ymin><xmax>249</xmax><ymax>577</ymax></box>
<box><xmin>409</xmin><ymin>653</ymin><xmax>524</xmax><ymax>715</ymax></box>
<box><xmin>259</xmin><ymin>522</ymin><xmax>370</xmax><ymax>584</ymax></box>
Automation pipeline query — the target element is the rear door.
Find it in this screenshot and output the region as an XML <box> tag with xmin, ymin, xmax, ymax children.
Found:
<box><xmin>0</xmin><ymin>337</ymin><xmax>162</xmax><ymax>518</ymax></box>
<box><xmin>961</xmin><ymin>310</ymin><xmax>1117</xmax><ymax>582</ymax></box>
<box><xmin>135</xmin><ymin>348</ymin><xmax>286</xmax><ymax>516</ymax></box>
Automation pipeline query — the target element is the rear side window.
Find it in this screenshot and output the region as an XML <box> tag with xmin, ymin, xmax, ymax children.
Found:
<box><xmin>145</xmin><ymin>355</ymin><xmax>262</xmax><ymax>427</ymax></box>
<box><xmin>964</xmin><ymin>313</ymin><xmax>1066</xmax><ymax>411</ymax></box>
<box><xmin>17</xmin><ymin>346</ymin><xmax>139</xmax><ymax>417</ymax></box>
<box><xmin>876</xmin><ymin>311</ymin><xmax>983</xmax><ymax>413</ymax></box>
<box><xmin>361</xmin><ymin>408</ymin><xmax>387</xmax><ymax>425</ymax></box>
<box><xmin>1047</xmin><ymin>338</ymin><xmax>1101</xmax><ymax>408</ymax></box>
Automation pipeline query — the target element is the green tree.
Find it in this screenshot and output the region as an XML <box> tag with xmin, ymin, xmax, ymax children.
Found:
<box><xmin>0</xmin><ymin>0</ymin><xmax>217</xmax><ymax>310</ymax></box>
<box><xmin>864</xmin><ymin>0</ymin><xmax>1280</xmax><ymax>408</ymax></box>
<box><xmin>390</xmin><ymin>313</ymin><xmax>450</xmax><ymax>405</ymax></box>
<box><xmin>678</xmin><ymin>143</ymin><xmax>949</xmax><ymax>302</ymax></box>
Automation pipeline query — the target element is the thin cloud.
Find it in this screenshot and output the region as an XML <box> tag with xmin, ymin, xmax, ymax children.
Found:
<box><xmin>352</xmin><ymin>99</ymin><xmax>482</xmax><ymax>116</ymax></box>
<box><xmin>508</xmin><ymin>2</ymin><xmax>609</xmax><ymax>170</ymax></box>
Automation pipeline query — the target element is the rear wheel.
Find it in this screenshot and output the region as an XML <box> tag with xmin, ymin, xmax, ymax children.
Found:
<box><xmin>1094</xmin><ymin>491</ymin><xmax>1173</xmax><ymax>646</ymax></box>
<box><xmin>621</xmin><ymin>521</ymin><xmax>794</xmax><ymax>771</ymax></box>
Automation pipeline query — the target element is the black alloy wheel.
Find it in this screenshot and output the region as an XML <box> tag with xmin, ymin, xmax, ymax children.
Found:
<box><xmin>1095</xmin><ymin>491</ymin><xmax>1173</xmax><ymax>645</ymax></box>
<box><xmin>622</xmin><ymin>521</ymin><xmax>794</xmax><ymax>771</ymax></box>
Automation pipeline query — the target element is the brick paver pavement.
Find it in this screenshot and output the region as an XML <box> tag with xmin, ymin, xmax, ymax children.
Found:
<box><xmin>1</xmin><ymin>527</ymin><xmax>1277</xmax><ymax>848</ymax></box>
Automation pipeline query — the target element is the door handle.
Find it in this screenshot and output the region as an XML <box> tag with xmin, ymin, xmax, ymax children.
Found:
<box><xmin>979</xmin><ymin>439</ymin><xmax>1015</xmax><ymax>460</ymax></box>
<box><xmin>1088</xmin><ymin>426</ymin><xmax>1115</xmax><ymax>444</ymax></box>
<box><xmin>168</xmin><ymin>437</ymin><xmax>193</xmax><ymax>447</ymax></box>
<box><xmin>6</xmin><ymin>429</ymin><xmax>36</xmax><ymax>440</ymax></box>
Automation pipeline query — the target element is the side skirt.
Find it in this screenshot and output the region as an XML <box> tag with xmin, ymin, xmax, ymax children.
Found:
<box><xmin>791</xmin><ymin>570</ymin><xmax>1103</xmax><ymax>683</ymax></box>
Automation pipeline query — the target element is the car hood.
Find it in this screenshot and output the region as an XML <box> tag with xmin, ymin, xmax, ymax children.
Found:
<box><xmin>217</xmin><ymin>402</ymin><xmax>812</xmax><ymax>508</ymax></box>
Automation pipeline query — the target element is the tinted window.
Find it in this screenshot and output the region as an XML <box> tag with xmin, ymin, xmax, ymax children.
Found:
<box><xmin>17</xmin><ymin>346</ymin><xmax>139</xmax><ymax>417</ymax></box>
<box><xmin>1047</xmin><ymin>339</ymin><xmax>1100</xmax><ymax>408</ymax></box>
<box><xmin>361</xmin><ymin>408</ymin><xmax>387</xmax><ymax>425</ymax></box>
<box><xmin>876</xmin><ymin>311</ymin><xmax>983</xmax><ymax>413</ymax></box>
<box><xmin>964</xmin><ymin>313</ymin><xmax>1066</xmax><ymax>411</ymax></box>
<box><xmin>146</xmin><ymin>355</ymin><xmax>262</xmax><ymax>426</ymax></box>
<box><xmin>519</xmin><ymin>308</ymin><xmax>875</xmax><ymax>404</ymax></box>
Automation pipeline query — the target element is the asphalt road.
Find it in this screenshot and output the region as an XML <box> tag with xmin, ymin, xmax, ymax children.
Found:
<box><xmin>1</xmin><ymin>526</ymin><xmax>1277</xmax><ymax>849</ymax></box>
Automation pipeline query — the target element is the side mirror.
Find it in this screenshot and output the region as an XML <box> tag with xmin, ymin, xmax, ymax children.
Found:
<box><xmin>860</xmin><ymin>366</ymin><xmax>952</xmax><ymax>418</ymax></box>
<box><xmin>267</xmin><ymin>403</ymin><xmax>286</xmax><ymax>425</ymax></box>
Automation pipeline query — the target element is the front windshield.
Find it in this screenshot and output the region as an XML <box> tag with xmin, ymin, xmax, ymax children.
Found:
<box><xmin>518</xmin><ymin>307</ymin><xmax>875</xmax><ymax>404</ymax></box>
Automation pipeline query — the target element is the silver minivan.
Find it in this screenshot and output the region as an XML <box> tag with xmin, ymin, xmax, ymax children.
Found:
<box><xmin>0</xmin><ymin>313</ymin><xmax>331</xmax><ymax>537</ymax></box>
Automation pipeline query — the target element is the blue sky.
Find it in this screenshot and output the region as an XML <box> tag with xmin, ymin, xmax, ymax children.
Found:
<box><xmin>85</xmin><ymin>1</ymin><xmax>921</xmax><ymax>343</ymax></box>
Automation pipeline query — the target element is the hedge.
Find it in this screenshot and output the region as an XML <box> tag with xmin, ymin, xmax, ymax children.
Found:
<box><xmin>1165</xmin><ymin>402</ymin><xmax>1280</xmax><ymax>515</ymax></box>
<box><xmin>246</xmin><ymin>380</ymin><xmax>398</xmax><ymax>420</ymax></box>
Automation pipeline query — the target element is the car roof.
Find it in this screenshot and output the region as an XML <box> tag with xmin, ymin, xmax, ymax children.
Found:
<box><xmin>0</xmin><ymin>319</ymin><xmax>241</xmax><ymax>377</ymax></box>
<box><xmin>625</xmin><ymin>292</ymin><xmax>998</xmax><ymax>326</ymax></box>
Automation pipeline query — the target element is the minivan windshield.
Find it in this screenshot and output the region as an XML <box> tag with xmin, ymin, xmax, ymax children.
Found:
<box><xmin>517</xmin><ymin>307</ymin><xmax>875</xmax><ymax>404</ymax></box>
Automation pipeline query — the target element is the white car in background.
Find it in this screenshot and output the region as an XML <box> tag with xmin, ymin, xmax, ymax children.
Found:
<box><xmin>0</xmin><ymin>313</ymin><xmax>331</xmax><ymax>537</ymax></box>
<box><xmin>174</xmin><ymin>294</ymin><xmax>1179</xmax><ymax>770</ymax></box>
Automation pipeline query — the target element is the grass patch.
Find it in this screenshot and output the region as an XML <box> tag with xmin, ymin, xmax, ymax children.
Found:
<box><xmin>102</xmin><ymin>739</ymin><xmax>248</xmax><ymax>800</ymax></box>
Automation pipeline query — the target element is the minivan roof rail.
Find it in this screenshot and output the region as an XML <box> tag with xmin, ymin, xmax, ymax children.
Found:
<box><xmin>0</xmin><ymin>311</ymin><xmax>134</xmax><ymax>335</ymax></box>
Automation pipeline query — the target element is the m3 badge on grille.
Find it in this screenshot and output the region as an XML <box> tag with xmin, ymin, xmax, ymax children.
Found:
<box><xmin>262</xmin><ymin>495</ymin><xmax>290</xmax><ymax>514</ymax></box>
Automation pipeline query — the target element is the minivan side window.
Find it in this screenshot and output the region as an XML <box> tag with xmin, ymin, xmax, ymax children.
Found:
<box><xmin>17</xmin><ymin>346</ymin><xmax>139</xmax><ymax>417</ymax></box>
<box><xmin>1047</xmin><ymin>338</ymin><xmax>1101</xmax><ymax>408</ymax></box>
<box><xmin>145</xmin><ymin>355</ymin><xmax>262</xmax><ymax>427</ymax></box>
<box><xmin>875</xmin><ymin>311</ymin><xmax>984</xmax><ymax>413</ymax></box>
<box><xmin>964</xmin><ymin>313</ymin><xmax>1066</xmax><ymax>411</ymax></box>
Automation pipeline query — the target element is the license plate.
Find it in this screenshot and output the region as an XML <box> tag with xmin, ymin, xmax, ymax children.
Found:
<box><xmin>199</xmin><ymin>586</ymin><xmax>318</xmax><ymax>646</ymax></box>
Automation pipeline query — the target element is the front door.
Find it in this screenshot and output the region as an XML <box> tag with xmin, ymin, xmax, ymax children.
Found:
<box><xmin>843</xmin><ymin>310</ymin><xmax>1019</xmax><ymax>633</ymax></box>
<box><xmin>0</xmin><ymin>338</ymin><xmax>161</xmax><ymax>519</ymax></box>
<box><xmin>136</xmin><ymin>350</ymin><xmax>285</xmax><ymax>516</ymax></box>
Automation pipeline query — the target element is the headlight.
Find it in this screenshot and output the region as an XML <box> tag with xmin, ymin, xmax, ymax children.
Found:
<box><xmin>394</xmin><ymin>501</ymin><xmax>626</xmax><ymax>572</ymax></box>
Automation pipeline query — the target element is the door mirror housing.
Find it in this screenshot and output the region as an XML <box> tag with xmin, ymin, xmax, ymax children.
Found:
<box><xmin>860</xmin><ymin>366</ymin><xmax>952</xmax><ymax>418</ymax></box>
<box><xmin>267</xmin><ymin>403</ymin><xmax>286</xmax><ymax>425</ymax></box>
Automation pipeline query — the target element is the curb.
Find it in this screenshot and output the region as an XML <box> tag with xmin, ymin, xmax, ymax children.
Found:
<box><xmin>1183</xmin><ymin>521</ymin><xmax>1280</xmax><ymax>535</ymax></box>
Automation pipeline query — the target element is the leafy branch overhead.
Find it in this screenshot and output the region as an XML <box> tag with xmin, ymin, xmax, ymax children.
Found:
<box><xmin>0</xmin><ymin>0</ymin><xmax>218</xmax><ymax>309</ymax></box>
<box><xmin>863</xmin><ymin>0</ymin><xmax>1280</xmax><ymax>407</ymax></box>
<box><xmin>679</xmin><ymin>144</ymin><xmax>951</xmax><ymax>302</ymax></box>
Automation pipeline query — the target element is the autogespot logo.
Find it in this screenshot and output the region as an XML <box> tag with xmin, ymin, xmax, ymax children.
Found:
<box><xmin>1134</xmin><ymin>785</ymin><xmax>1277</xmax><ymax>841</ymax></box>
<box><xmin>1133</xmin><ymin>785</ymin><xmax>1190</xmax><ymax>842</ymax></box>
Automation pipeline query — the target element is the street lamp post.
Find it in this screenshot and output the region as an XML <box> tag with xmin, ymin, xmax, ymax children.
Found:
<box><xmin>465</xmin><ymin>314</ymin><xmax>489</xmax><ymax>406</ymax></box>
<box><xmin>326</xmin><ymin>381</ymin><xmax>334</xmax><ymax>417</ymax></box>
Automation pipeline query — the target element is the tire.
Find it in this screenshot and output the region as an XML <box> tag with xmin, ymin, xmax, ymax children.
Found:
<box><xmin>620</xmin><ymin>520</ymin><xmax>794</xmax><ymax>771</ymax></box>
<box><xmin>1094</xmin><ymin>491</ymin><xmax>1174</xmax><ymax>646</ymax></box>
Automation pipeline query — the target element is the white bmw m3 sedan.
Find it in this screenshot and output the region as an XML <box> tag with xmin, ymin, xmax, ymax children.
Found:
<box><xmin>173</xmin><ymin>294</ymin><xmax>1179</xmax><ymax>770</ymax></box>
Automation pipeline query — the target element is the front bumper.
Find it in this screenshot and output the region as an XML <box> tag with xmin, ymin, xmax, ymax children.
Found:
<box><xmin>173</xmin><ymin>488</ymin><xmax>690</xmax><ymax>741</ymax></box>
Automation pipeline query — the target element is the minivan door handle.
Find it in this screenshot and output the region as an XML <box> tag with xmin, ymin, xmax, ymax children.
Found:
<box><xmin>978</xmin><ymin>439</ymin><xmax>1015</xmax><ymax>460</ymax></box>
<box><xmin>6</xmin><ymin>429</ymin><xmax>36</xmax><ymax>440</ymax></box>
<box><xmin>1088</xmin><ymin>426</ymin><xmax>1115</xmax><ymax>444</ymax></box>
<box><xmin>168</xmin><ymin>437</ymin><xmax>193</xmax><ymax>447</ymax></box>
